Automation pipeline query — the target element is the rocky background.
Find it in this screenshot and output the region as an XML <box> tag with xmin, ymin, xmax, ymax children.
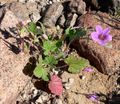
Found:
<box><xmin>0</xmin><ymin>0</ymin><xmax>120</xmax><ymax>104</ymax></box>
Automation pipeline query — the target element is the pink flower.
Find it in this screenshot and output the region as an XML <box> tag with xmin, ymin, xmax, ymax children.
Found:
<box><xmin>83</xmin><ymin>67</ymin><xmax>94</xmax><ymax>72</ymax></box>
<box><xmin>91</xmin><ymin>25</ymin><xmax>112</xmax><ymax>46</ymax></box>
<box><xmin>86</xmin><ymin>94</ymin><xmax>99</xmax><ymax>102</ymax></box>
<box><xmin>48</xmin><ymin>74</ymin><xmax>63</xmax><ymax>96</ymax></box>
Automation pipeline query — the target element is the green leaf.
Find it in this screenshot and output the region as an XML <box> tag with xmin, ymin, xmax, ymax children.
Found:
<box><xmin>56</xmin><ymin>40</ymin><xmax>62</xmax><ymax>48</ymax></box>
<box><xmin>43</xmin><ymin>55</ymin><xmax>58</xmax><ymax>66</ymax></box>
<box><xmin>20</xmin><ymin>27</ymin><xmax>28</xmax><ymax>37</ymax></box>
<box><xmin>24</xmin><ymin>42</ymin><xmax>29</xmax><ymax>51</ymax></box>
<box><xmin>43</xmin><ymin>40</ymin><xmax>58</xmax><ymax>55</ymax></box>
<box><xmin>27</xmin><ymin>22</ymin><xmax>42</xmax><ymax>35</ymax></box>
<box><xmin>42</xmin><ymin>71</ymin><xmax>49</xmax><ymax>81</ymax></box>
<box><xmin>65</xmin><ymin>28</ymin><xmax>76</xmax><ymax>41</ymax></box>
<box><xmin>28</xmin><ymin>22</ymin><xmax>37</xmax><ymax>33</ymax></box>
<box><xmin>55</xmin><ymin>52</ymin><xmax>64</xmax><ymax>59</ymax></box>
<box><xmin>65</xmin><ymin>27</ymin><xmax>70</xmax><ymax>35</ymax></box>
<box><xmin>39</xmin><ymin>22</ymin><xmax>46</xmax><ymax>34</ymax></box>
<box><xmin>20</xmin><ymin>27</ymin><xmax>27</xmax><ymax>34</ymax></box>
<box><xmin>34</xmin><ymin>65</ymin><xmax>42</xmax><ymax>78</ymax></box>
<box><xmin>65</xmin><ymin>54</ymin><xmax>89</xmax><ymax>73</ymax></box>
<box><xmin>65</xmin><ymin>27</ymin><xmax>87</xmax><ymax>41</ymax></box>
<box><xmin>33</xmin><ymin>65</ymin><xmax>49</xmax><ymax>81</ymax></box>
<box><xmin>75</xmin><ymin>28</ymin><xmax>87</xmax><ymax>38</ymax></box>
<box><xmin>33</xmin><ymin>56</ymin><xmax>49</xmax><ymax>81</ymax></box>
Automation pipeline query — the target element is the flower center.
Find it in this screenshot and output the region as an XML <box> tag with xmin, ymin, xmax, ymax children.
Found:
<box><xmin>98</xmin><ymin>34</ymin><xmax>106</xmax><ymax>40</ymax></box>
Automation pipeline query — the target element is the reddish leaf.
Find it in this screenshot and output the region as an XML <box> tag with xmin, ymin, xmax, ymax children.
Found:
<box><xmin>48</xmin><ymin>74</ymin><xmax>63</xmax><ymax>96</ymax></box>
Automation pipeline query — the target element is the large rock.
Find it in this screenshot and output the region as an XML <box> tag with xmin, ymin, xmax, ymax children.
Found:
<box><xmin>42</xmin><ymin>3</ymin><xmax>63</xmax><ymax>27</ymax></box>
<box><xmin>0</xmin><ymin>3</ymin><xmax>31</xmax><ymax>103</ymax></box>
<box><xmin>69</xmin><ymin>0</ymin><xmax>86</xmax><ymax>15</ymax></box>
<box><xmin>72</xmin><ymin>12</ymin><xmax>120</xmax><ymax>75</ymax></box>
<box><xmin>0</xmin><ymin>32</ymin><xmax>30</xmax><ymax>104</ymax></box>
<box><xmin>0</xmin><ymin>1</ymin><xmax>41</xmax><ymax>35</ymax></box>
<box><xmin>113</xmin><ymin>0</ymin><xmax>120</xmax><ymax>11</ymax></box>
<box><xmin>7</xmin><ymin>2</ymin><xmax>41</xmax><ymax>22</ymax></box>
<box><xmin>0</xmin><ymin>8</ymin><xmax>22</xmax><ymax>35</ymax></box>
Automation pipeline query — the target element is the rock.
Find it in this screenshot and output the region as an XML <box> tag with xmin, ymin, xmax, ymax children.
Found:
<box><xmin>65</xmin><ymin>13</ymin><xmax>73</xmax><ymax>27</ymax></box>
<box><xmin>64</xmin><ymin>83</ymin><xmax>71</xmax><ymax>90</ymax></box>
<box><xmin>52</xmin><ymin>98</ymin><xmax>63</xmax><ymax>104</ymax></box>
<box><xmin>58</xmin><ymin>14</ymin><xmax>65</xmax><ymax>27</ymax></box>
<box><xmin>26</xmin><ymin>2</ymin><xmax>41</xmax><ymax>22</ymax></box>
<box><xmin>73</xmin><ymin>12</ymin><xmax>120</xmax><ymax>75</ymax></box>
<box><xmin>36</xmin><ymin>92</ymin><xmax>49</xmax><ymax>104</ymax></box>
<box><xmin>8</xmin><ymin>2</ymin><xmax>40</xmax><ymax>22</ymax></box>
<box><xmin>0</xmin><ymin>9</ymin><xmax>22</xmax><ymax>37</ymax></box>
<box><xmin>42</xmin><ymin>3</ymin><xmax>63</xmax><ymax>27</ymax></box>
<box><xmin>7</xmin><ymin>2</ymin><xmax>29</xmax><ymax>21</ymax></box>
<box><xmin>18</xmin><ymin>0</ymin><xmax>42</xmax><ymax>3</ymax></box>
<box><xmin>69</xmin><ymin>0</ymin><xmax>86</xmax><ymax>15</ymax></box>
<box><xmin>0</xmin><ymin>1</ymin><xmax>41</xmax><ymax>34</ymax></box>
<box><xmin>18</xmin><ymin>0</ymin><xmax>26</xmax><ymax>3</ymax></box>
<box><xmin>0</xmin><ymin>7</ymin><xmax>6</xmax><ymax>24</ymax></box>
<box><xmin>16</xmin><ymin>83</ymin><xmax>44</xmax><ymax>104</ymax></box>
<box><xmin>64</xmin><ymin>78</ymin><xmax>74</xmax><ymax>90</ymax></box>
<box><xmin>32</xmin><ymin>88</ymin><xmax>39</xmax><ymax>98</ymax></box>
<box><xmin>36</xmin><ymin>0</ymin><xmax>49</xmax><ymax>7</ymax></box>
<box><xmin>112</xmin><ymin>0</ymin><xmax>120</xmax><ymax>11</ymax></box>
<box><xmin>70</xmin><ymin>13</ymin><xmax>78</xmax><ymax>27</ymax></box>
<box><xmin>64</xmin><ymin>13</ymin><xmax>78</xmax><ymax>27</ymax></box>
<box><xmin>80</xmin><ymin>75</ymin><xmax>86</xmax><ymax>80</ymax></box>
<box><xmin>68</xmin><ymin>78</ymin><xmax>74</xmax><ymax>84</ymax></box>
<box><xmin>0</xmin><ymin>32</ymin><xmax>30</xmax><ymax>104</ymax></box>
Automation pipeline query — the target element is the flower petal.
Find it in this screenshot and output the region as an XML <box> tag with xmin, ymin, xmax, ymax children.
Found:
<box><xmin>105</xmin><ymin>34</ymin><xmax>112</xmax><ymax>41</ymax></box>
<box><xmin>97</xmin><ymin>40</ymin><xmax>106</xmax><ymax>46</ymax></box>
<box><xmin>83</xmin><ymin>68</ymin><xmax>94</xmax><ymax>72</ymax></box>
<box><xmin>99</xmin><ymin>34</ymin><xmax>112</xmax><ymax>46</ymax></box>
<box><xmin>96</xmin><ymin>25</ymin><xmax>103</xmax><ymax>33</ymax></box>
<box><xmin>91</xmin><ymin>32</ymin><xmax>99</xmax><ymax>42</ymax></box>
<box><xmin>103</xmin><ymin>27</ymin><xmax>110</xmax><ymax>34</ymax></box>
<box><xmin>86</xmin><ymin>94</ymin><xmax>99</xmax><ymax>102</ymax></box>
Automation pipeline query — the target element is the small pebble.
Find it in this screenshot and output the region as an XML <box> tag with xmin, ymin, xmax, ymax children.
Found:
<box><xmin>18</xmin><ymin>0</ymin><xmax>26</xmax><ymax>3</ymax></box>
<box><xmin>33</xmin><ymin>89</ymin><xmax>38</xmax><ymax>95</ymax></box>
<box><xmin>64</xmin><ymin>78</ymin><xmax>74</xmax><ymax>89</ymax></box>
<box><xmin>117</xmin><ymin>90</ymin><xmax>120</xmax><ymax>94</ymax></box>
<box><xmin>64</xmin><ymin>83</ymin><xmax>71</xmax><ymax>90</ymax></box>
<box><xmin>22</xmin><ymin>93</ymin><xmax>27</xmax><ymax>99</ymax></box>
<box><xmin>68</xmin><ymin>78</ymin><xmax>74</xmax><ymax>84</ymax></box>
<box><xmin>79</xmin><ymin>75</ymin><xmax>86</xmax><ymax>80</ymax></box>
<box><xmin>52</xmin><ymin>98</ymin><xmax>63</xmax><ymax>104</ymax></box>
<box><xmin>52</xmin><ymin>69</ymin><xmax>59</xmax><ymax>75</ymax></box>
<box><xmin>36</xmin><ymin>94</ymin><xmax>49</xmax><ymax>103</ymax></box>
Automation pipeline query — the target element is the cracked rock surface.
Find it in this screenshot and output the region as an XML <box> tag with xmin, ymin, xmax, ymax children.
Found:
<box><xmin>0</xmin><ymin>33</ymin><xmax>30</xmax><ymax>104</ymax></box>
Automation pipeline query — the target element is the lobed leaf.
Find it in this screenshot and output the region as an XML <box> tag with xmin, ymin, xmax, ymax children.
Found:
<box><xmin>65</xmin><ymin>27</ymin><xmax>76</xmax><ymax>41</ymax></box>
<box><xmin>43</xmin><ymin>40</ymin><xmax>58</xmax><ymax>55</ymax></box>
<box><xmin>65</xmin><ymin>27</ymin><xmax>87</xmax><ymax>41</ymax></box>
<box><xmin>43</xmin><ymin>55</ymin><xmax>58</xmax><ymax>66</ymax></box>
<box><xmin>33</xmin><ymin>65</ymin><xmax>49</xmax><ymax>81</ymax></box>
<box><xmin>27</xmin><ymin>22</ymin><xmax>42</xmax><ymax>35</ymax></box>
<box><xmin>65</xmin><ymin>54</ymin><xmax>89</xmax><ymax>73</ymax></box>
